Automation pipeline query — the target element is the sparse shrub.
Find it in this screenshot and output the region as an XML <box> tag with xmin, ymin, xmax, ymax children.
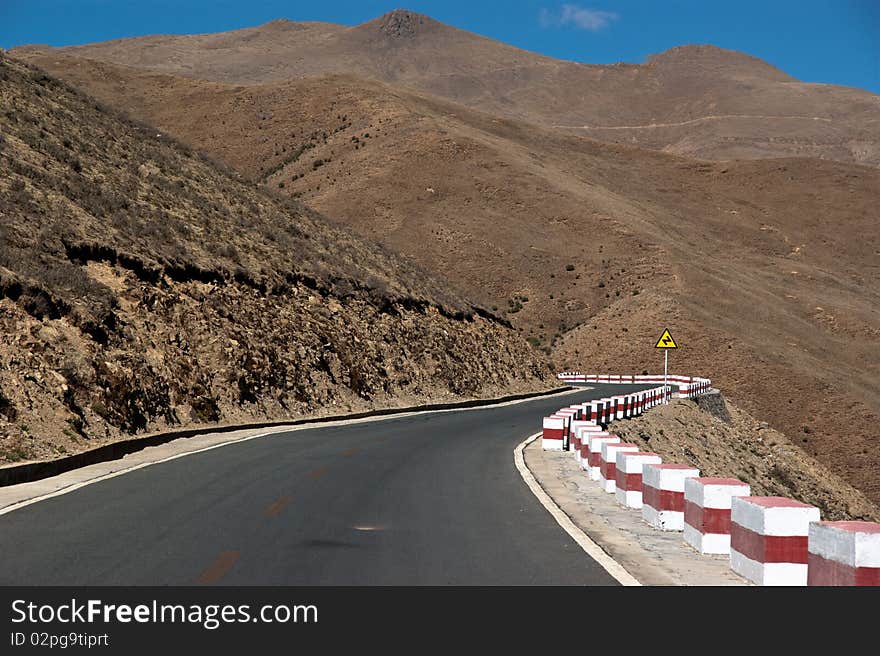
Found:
<box><xmin>2</xmin><ymin>443</ymin><xmax>33</xmax><ymax>462</ymax></box>
<box><xmin>565</xmin><ymin>264</ymin><xmax>575</xmax><ymax>271</ymax></box>
<box><xmin>0</xmin><ymin>390</ymin><xmax>16</xmax><ymax>421</ymax></box>
<box><xmin>91</xmin><ymin>401</ymin><xmax>109</xmax><ymax>419</ymax></box>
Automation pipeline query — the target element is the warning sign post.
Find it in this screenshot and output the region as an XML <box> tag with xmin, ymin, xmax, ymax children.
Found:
<box><xmin>654</xmin><ymin>328</ymin><xmax>678</xmax><ymax>404</ymax></box>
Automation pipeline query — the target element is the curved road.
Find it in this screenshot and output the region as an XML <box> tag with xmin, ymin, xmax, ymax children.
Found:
<box><xmin>0</xmin><ymin>384</ymin><xmax>654</xmax><ymax>586</ymax></box>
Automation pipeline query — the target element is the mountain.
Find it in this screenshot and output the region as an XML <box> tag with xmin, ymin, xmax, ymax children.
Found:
<box><xmin>14</xmin><ymin>9</ymin><xmax>880</xmax><ymax>166</ymax></box>
<box><xmin>0</xmin><ymin>53</ymin><xmax>552</xmax><ymax>464</ymax></box>
<box><xmin>6</xmin><ymin>9</ymin><xmax>880</xmax><ymax>506</ymax></box>
<box><xmin>10</xmin><ymin>47</ymin><xmax>880</xmax><ymax>504</ymax></box>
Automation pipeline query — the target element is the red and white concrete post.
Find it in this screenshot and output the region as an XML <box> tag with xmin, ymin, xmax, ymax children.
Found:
<box><xmin>807</xmin><ymin>521</ymin><xmax>880</xmax><ymax>586</ymax></box>
<box><xmin>599</xmin><ymin>441</ymin><xmax>639</xmax><ymax>493</ymax></box>
<box><xmin>572</xmin><ymin>422</ymin><xmax>602</xmax><ymax>466</ymax></box>
<box><xmin>642</xmin><ymin>464</ymin><xmax>700</xmax><ymax>530</ymax></box>
<box><xmin>580</xmin><ymin>433</ymin><xmax>607</xmax><ymax>471</ymax></box>
<box><xmin>615</xmin><ymin>452</ymin><xmax>662</xmax><ymax>508</ymax></box>
<box><xmin>542</xmin><ymin>416</ymin><xmax>566</xmax><ymax>450</ymax></box>
<box><xmin>683</xmin><ymin>477</ymin><xmax>751</xmax><ymax>554</ymax></box>
<box><xmin>730</xmin><ymin>496</ymin><xmax>821</xmax><ymax>586</ymax></box>
<box><xmin>587</xmin><ymin>434</ymin><xmax>620</xmax><ymax>480</ymax></box>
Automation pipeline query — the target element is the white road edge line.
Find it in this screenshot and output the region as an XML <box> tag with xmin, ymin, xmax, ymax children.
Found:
<box><xmin>0</xmin><ymin>429</ymin><xmax>276</xmax><ymax>516</ymax></box>
<box><xmin>0</xmin><ymin>386</ymin><xmax>592</xmax><ymax>516</ymax></box>
<box><xmin>514</xmin><ymin>432</ymin><xmax>642</xmax><ymax>586</ymax></box>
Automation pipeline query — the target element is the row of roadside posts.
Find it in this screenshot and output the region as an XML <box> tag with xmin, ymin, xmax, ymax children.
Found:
<box><xmin>561</xmin><ymin>391</ymin><xmax>666</xmax><ymax>451</ymax></box>
<box><xmin>562</xmin><ymin>328</ymin><xmax>679</xmax><ymax>451</ymax></box>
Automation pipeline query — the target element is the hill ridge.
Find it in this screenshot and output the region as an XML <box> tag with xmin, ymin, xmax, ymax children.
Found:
<box><xmin>13</xmin><ymin>10</ymin><xmax>878</xmax><ymax>167</ymax></box>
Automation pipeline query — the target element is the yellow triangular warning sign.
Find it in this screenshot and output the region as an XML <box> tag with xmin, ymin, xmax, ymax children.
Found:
<box><xmin>654</xmin><ymin>328</ymin><xmax>678</xmax><ymax>349</ymax></box>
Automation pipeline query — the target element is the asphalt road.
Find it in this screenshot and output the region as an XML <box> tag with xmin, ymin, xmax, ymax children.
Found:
<box><xmin>0</xmin><ymin>384</ymin><xmax>655</xmax><ymax>586</ymax></box>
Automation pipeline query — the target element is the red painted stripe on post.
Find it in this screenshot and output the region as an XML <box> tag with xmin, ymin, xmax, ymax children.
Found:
<box><xmin>731</xmin><ymin>525</ymin><xmax>809</xmax><ymax>564</ymax></box>
<box><xmin>615</xmin><ymin>470</ymin><xmax>643</xmax><ymax>492</ymax></box>
<box><xmin>601</xmin><ymin>461</ymin><xmax>617</xmax><ymax>481</ymax></box>
<box><xmin>684</xmin><ymin>501</ymin><xmax>732</xmax><ymax>535</ymax></box>
<box><xmin>807</xmin><ymin>552</ymin><xmax>880</xmax><ymax>586</ymax></box>
<box><xmin>643</xmin><ymin>485</ymin><xmax>685</xmax><ymax>512</ymax></box>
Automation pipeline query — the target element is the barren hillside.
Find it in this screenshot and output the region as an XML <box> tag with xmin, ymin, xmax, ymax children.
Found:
<box><xmin>15</xmin><ymin>9</ymin><xmax>880</xmax><ymax>166</ymax></box>
<box><xmin>0</xmin><ymin>54</ymin><xmax>553</xmax><ymax>465</ymax></box>
<box><xmin>14</xmin><ymin>51</ymin><xmax>880</xmax><ymax>505</ymax></box>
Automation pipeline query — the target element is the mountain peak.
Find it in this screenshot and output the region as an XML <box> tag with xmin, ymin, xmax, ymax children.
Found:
<box><xmin>372</xmin><ymin>9</ymin><xmax>438</xmax><ymax>39</ymax></box>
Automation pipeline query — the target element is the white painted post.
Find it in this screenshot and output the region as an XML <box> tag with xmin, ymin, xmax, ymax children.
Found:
<box><xmin>663</xmin><ymin>349</ymin><xmax>669</xmax><ymax>404</ymax></box>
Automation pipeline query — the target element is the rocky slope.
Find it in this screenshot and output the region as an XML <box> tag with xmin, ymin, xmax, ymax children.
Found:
<box><xmin>0</xmin><ymin>54</ymin><xmax>552</xmax><ymax>465</ymax></box>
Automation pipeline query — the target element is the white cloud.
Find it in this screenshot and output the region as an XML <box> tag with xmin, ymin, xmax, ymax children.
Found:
<box><xmin>540</xmin><ymin>5</ymin><xmax>619</xmax><ymax>31</ymax></box>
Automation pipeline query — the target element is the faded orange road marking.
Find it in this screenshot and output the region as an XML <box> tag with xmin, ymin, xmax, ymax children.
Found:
<box><xmin>264</xmin><ymin>496</ymin><xmax>291</xmax><ymax>518</ymax></box>
<box><xmin>309</xmin><ymin>467</ymin><xmax>329</xmax><ymax>479</ymax></box>
<box><xmin>197</xmin><ymin>550</ymin><xmax>240</xmax><ymax>585</ymax></box>
<box><xmin>341</xmin><ymin>448</ymin><xmax>359</xmax><ymax>457</ymax></box>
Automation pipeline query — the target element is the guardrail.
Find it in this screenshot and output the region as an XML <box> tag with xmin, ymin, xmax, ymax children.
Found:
<box><xmin>539</xmin><ymin>373</ymin><xmax>879</xmax><ymax>586</ymax></box>
<box><xmin>556</xmin><ymin>372</ymin><xmax>711</xmax><ymax>399</ymax></box>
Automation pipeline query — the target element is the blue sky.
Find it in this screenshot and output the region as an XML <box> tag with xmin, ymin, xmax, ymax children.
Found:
<box><xmin>1</xmin><ymin>1</ymin><xmax>878</xmax><ymax>93</ymax></box>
